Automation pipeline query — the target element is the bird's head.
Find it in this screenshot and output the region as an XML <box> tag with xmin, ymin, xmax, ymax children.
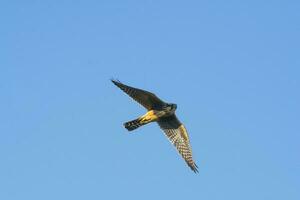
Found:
<box><xmin>166</xmin><ymin>103</ymin><xmax>177</xmax><ymax>112</ymax></box>
<box><xmin>171</xmin><ymin>103</ymin><xmax>177</xmax><ymax>110</ymax></box>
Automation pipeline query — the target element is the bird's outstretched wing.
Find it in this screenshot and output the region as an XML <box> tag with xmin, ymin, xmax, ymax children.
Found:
<box><xmin>111</xmin><ymin>79</ymin><xmax>165</xmax><ymax>110</ymax></box>
<box><xmin>157</xmin><ymin>114</ymin><xmax>198</xmax><ymax>173</ymax></box>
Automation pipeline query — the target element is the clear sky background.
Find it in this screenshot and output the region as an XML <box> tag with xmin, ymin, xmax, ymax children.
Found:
<box><xmin>1</xmin><ymin>1</ymin><xmax>299</xmax><ymax>199</ymax></box>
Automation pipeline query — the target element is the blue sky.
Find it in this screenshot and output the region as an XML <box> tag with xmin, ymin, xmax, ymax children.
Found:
<box><xmin>1</xmin><ymin>1</ymin><xmax>299</xmax><ymax>199</ymax></box>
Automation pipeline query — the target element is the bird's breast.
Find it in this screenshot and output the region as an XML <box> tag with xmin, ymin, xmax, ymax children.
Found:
<box><xmin>153</xmin><ymin>109</ymin><xmax>175</xmax><ymax>118</ymax></box>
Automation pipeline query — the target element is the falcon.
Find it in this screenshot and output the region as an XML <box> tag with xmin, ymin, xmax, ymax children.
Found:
<box><xmin>111</xmin><ymin>80</ymin><xmax>198</xmax><ymax>173</ymax></box>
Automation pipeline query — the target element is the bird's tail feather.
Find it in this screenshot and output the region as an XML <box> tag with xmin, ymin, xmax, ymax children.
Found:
<box><xmin>124</xmin><ymin>117</ymin><xmax>150</xmax><ymax>131</ymax></box>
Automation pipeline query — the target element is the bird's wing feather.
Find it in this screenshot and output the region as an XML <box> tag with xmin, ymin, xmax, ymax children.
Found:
<box><xmin>111</xmin><ymin>79</ymin><xmax>165</xmax><ymax>110</ymax></box>
<box><xmin>157</xmin><ymin>114</ymin><xmax>198</xmax><ymax>173</ymax></box>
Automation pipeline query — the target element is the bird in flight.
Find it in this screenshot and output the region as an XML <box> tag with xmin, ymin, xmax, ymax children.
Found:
<box><xmin>111</xmin><ymin>80</ymin><xmax>198</xmax><ymax>173</ymax></box>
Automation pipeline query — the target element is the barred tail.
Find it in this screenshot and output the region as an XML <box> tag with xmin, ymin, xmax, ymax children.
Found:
<box><xmin>124</xmin><ymin>118</ymin><xmax>148</xmax><ymax>131</ymax></box>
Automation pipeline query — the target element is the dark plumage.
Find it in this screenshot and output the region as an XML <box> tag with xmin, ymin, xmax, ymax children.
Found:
<box><xmin>112</xmin><ymin>80</ymin><xmax>198</xmax><ymax>173</ymax></box>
